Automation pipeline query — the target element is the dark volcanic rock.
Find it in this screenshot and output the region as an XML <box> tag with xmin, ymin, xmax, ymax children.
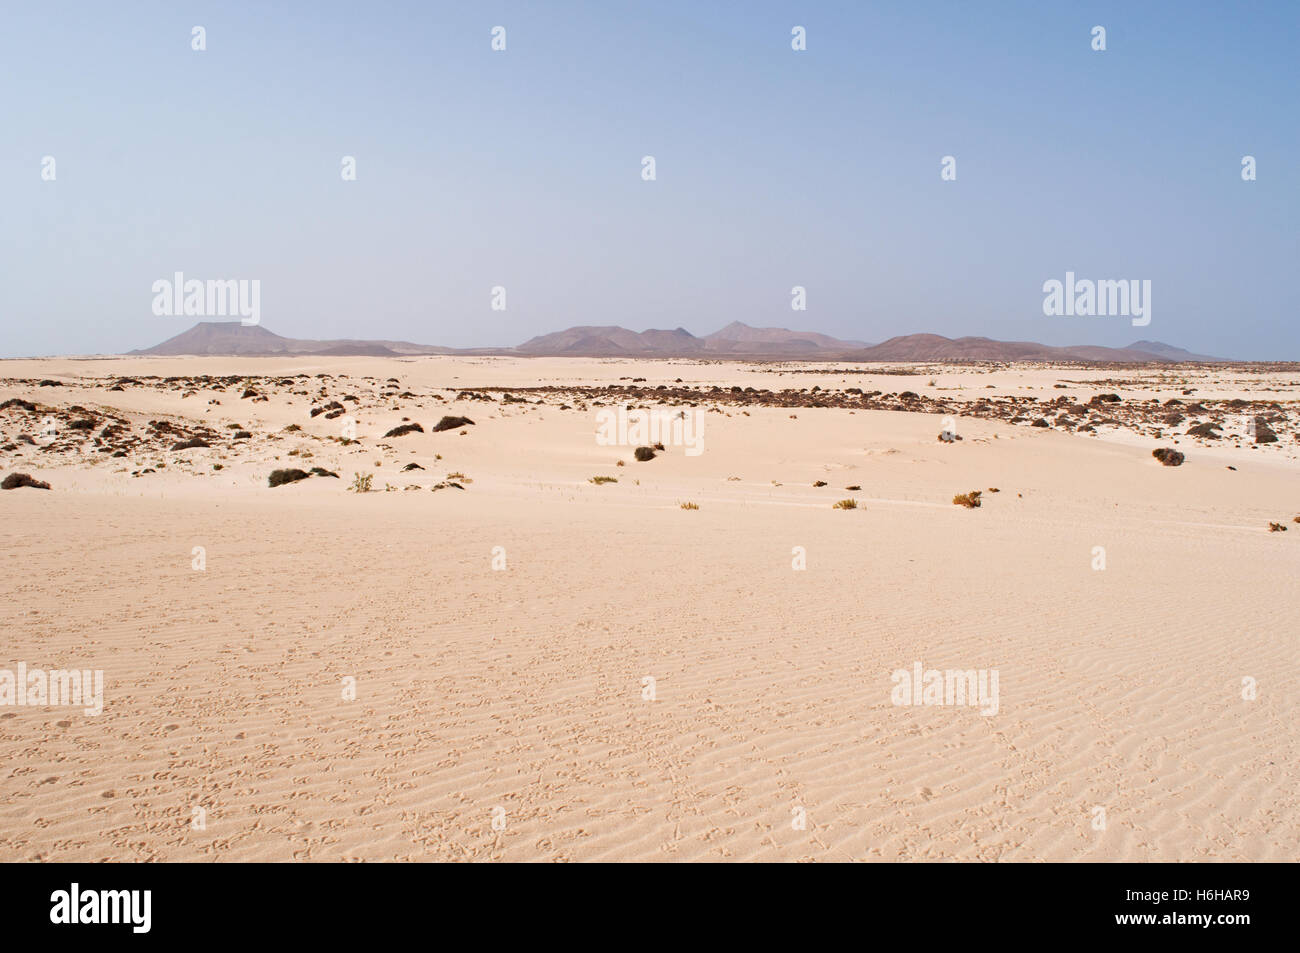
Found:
<box><xmin>383</xmin><ymin>423</ymin><xmax>424</xmax><ymax>438</ymax></box>
<box><xmin>1253</xmin><ymin>416</ymin><xmax>1278</xmax><ymax>444</ymax></box>
<box><xmin>432</xmin><ymin>416</ymin><xmax>474</xmax><ymax>433</ymax></box>
<box><xmin>268</xmin><ymin>468</ymin><xmax>312</xmax><ymax>487</ymax></box>
<box><xmin>2</xmin><ymin>472</ymin><xmax>50</xmax><ymax>490</ymax></box>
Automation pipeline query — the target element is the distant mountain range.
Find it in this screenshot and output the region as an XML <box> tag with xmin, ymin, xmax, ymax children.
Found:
<box><xmin>131</xmin><ymin>321</ymin><xmax>1223</xmax><ymax>363</ymax></box>
<box><xmin>514</xmin><ymin>321</ymin><xmax>871</xmax><ymax>357</ymax></box>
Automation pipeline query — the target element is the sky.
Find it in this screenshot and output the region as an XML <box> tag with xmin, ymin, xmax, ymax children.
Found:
<box><xmin>2</xmin><ymin>1</ymin><xmax>1297</xmax><ymax>359</ymax></box>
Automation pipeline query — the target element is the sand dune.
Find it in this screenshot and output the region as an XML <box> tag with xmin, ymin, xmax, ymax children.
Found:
<box><xmin>0</xmin><ymin>357</ymin><xmax>1296</xmax><ymax>861</ymax></box>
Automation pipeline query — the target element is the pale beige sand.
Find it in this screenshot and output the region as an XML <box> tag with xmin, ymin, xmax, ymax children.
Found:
<box><xmin>0</xmin><ymin>356</ymin><xmax>1296</xmax><ymax>861</ymax></box>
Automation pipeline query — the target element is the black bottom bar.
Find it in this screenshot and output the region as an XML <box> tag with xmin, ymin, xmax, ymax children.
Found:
<box><xmin>0</xmin><ymin>861</ymin><xmax>1285</xmax><ymax>942</ymax></box>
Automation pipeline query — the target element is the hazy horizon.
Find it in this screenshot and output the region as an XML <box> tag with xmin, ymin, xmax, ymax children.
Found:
<box><xmin>4</xmin><ymin>1</ymin><xmax>1297</xmax><ymax>360</ymax></box>
<box><xmin>7</xmin><ymin>317</ymin><xmax>1240</xmax><ymax>362</ymax></box>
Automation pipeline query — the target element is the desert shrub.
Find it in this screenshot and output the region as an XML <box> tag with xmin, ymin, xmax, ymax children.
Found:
<box><xmin>350</xmin><ymin>472</ymin><xmax>373</xmax><ymax>493</ymax></box>
<box><xmin>679</xmin><ymin>501</ymin><xmax>699</xmax><ymax>510</ymax></box>
<box><xmin>1152</xmin><ymin>448</ymin><xmax>1184</xmax><ymax>467</ymax></box>
<box><xmin>833</xmin><ymin>498</ymin><xmax>857</xmax><ymax>510</ymax></box>
<box><xmin>589</xmin><ymin>475</ymin><xmax>618</xmax><ymax>485</ymax></box>
<box><xmin>953</xmin><ymin>491</ymin><xmax>982</xmax><ymax>508</ymax></box>
<box><xmin>634</xmin><ymin>446</ymin><xmax>656</xmax><ymax>461</ymax></box>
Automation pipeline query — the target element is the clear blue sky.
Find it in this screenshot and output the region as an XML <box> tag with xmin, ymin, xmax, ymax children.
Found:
<box><xmin>3</xmin><ymin>1</ymin><xmax>1296</xmax><ymax>358</ymax></box>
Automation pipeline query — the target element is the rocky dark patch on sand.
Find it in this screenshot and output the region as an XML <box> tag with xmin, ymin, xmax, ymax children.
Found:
<box><xmin>2</xmin><ymin>473</ymin><xmax>50</xmax><ymax>490</ymax></box>
<box><xmin>432</xmin><ymin>416</ymin><xmax>474</xmax><ymax>433</ymax></box>
<box><xmin>383</xmin><ymin>423</ymin><xmax>424</xmax><ymax>438</ymax></box>
<box><xmin>460</xmin><ymin>383</ymin><xmax>1295</xmax><ymax>452</ymax></box>
<box><xmin>268</xmin><ymin>468</ymin><xmax>312</xmax><ymax>487</ymax></box>
<box><xmin>1152</xmin><ymin>448</ymin><xmax>1185</xmax><ymax>466</ymax></box>
<box><xmin>311</xmin><ymin>401</ymin><xmax>345</xmax><ymax>418</ymax></box>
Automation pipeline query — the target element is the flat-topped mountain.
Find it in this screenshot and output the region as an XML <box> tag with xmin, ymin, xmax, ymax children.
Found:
<box><xmin>132</xmin><ymin>322</ymin><xmax>456</xmax><ymax>357</ymax></box>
